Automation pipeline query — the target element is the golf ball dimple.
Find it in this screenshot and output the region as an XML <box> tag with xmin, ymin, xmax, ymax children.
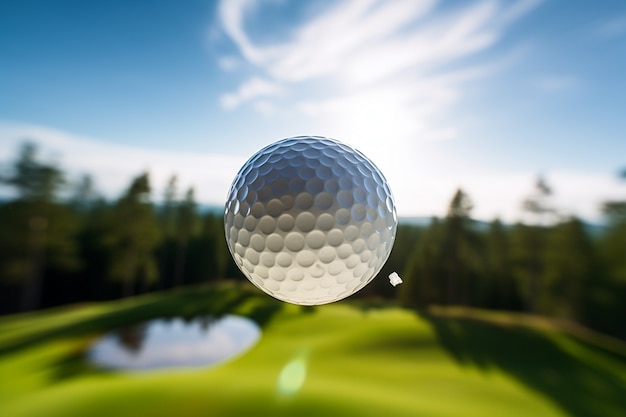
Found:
<box><xmin>224</xmin><ymin>136</ymin><xmax>397</xmax><ymax>305</ymax></box>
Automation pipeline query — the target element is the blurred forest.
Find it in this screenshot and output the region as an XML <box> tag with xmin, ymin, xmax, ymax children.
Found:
<box><xmin>1</xmin><ymin>142</ymin><xmax>625</xmax><ymax>340</ymax></box>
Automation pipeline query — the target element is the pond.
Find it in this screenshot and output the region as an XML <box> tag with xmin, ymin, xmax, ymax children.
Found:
<box><xmin>88</xmin><ymin>315</ymin><xmax>261</xmax><ymax>371</ymax></box>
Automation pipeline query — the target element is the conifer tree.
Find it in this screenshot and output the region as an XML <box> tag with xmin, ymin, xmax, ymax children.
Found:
<box><xmin>595</xmin><ymin>168</ymin><xmax>626</xmax><ymax>336</ymax></box>
<box><xmin>511</xmin><ymin>223</ymin><xmax>544</xmax><ymax>313</ymax></box>
<box><xmin>542</xmin><ymin>217</ymin><xmax>594</xmax><ymax>319</ymax></box>
<box><xmin>513</xmin><ymin>176</ymin><xmax>556</xmax><ymax>313</ymax></box>
<box><xmin>102</xmin><ymin>172</ymin><xmax>162</xmax><ymax>297</ymax></box>
<box><xmin>440</xmin><ymin>188</ymin><xmax>479</xmax><ymax>305</ymax></box>
<box><xmin>484</xmin><ymin>219</ymin><xmax>516</xmax><ymax>309</ymax></box>
<box><xmin>399</xmin><ymin>218</ymin><xmax>444</xmax><ymax>307</ymax></box>
<box><xmin>601</xmin><ymin>168</ymin><xmax>626</xmax><ymax>285</ymax></box>
<box><xmin>0</xmin><ymin>142</ymin><xmax>79</xmax><ymax>310</ymax></box>
<box><xmin>173</xmin><ymin>187</ymin><xmax>197</xmax><ymax>286</ymax></box>
<box><xmin>159</xmin><ymin>175</ymin><xmax>178</xmax><ymax>286</ymax></box>
<box><xmin>69</xmin><ymin>174</ymin><xmax>99</xmax><ymax>212</ymax></box>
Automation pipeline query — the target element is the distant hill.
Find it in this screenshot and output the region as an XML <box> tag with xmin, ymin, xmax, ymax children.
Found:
<box><xmin>398</xmin><ymin>215</ymin><xmax>607</xmax><ymax>236</ymax></box>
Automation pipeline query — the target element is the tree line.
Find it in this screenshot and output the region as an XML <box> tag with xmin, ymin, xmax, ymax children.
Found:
<box><xmin>0</xmin><ymin>142</ymin><xmax>236</xmax><ymax>314</ymax></box>
<box><xmin>1</xmin><ymin>142</ymin><xmax>624</xmax><ymax>339</ymax></box>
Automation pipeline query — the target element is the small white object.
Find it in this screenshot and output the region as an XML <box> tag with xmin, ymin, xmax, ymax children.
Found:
<box><xmin>389</xmin><ymin>272</ymin><xmax>403</xmax><ymax>287</ymax></box>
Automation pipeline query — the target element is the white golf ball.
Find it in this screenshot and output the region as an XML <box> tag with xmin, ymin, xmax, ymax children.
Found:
<box><xmin>224</xmin><ymin>136</ymin><xmax>397</xmax><ymax>305</ymax></box>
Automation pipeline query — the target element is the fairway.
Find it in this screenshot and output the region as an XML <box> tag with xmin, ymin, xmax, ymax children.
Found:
<box><xmin>1</xmin><ymin>284</ymin><xmax>625</xmax><ymax>417</ymax></box>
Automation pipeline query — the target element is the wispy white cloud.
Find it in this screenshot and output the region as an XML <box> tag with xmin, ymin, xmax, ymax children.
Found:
<box><xmin>217</xmin><ymin>0</ymin><xmax>540</xmax><ymax>122</ymax></box>
<box><xmin>256</xmin><ymin>0</ymin><xmax>438</xmax><ymax>84</ymax></box>
<box><xmin>215</xmin><ymin>0</ymin><xmax>541</xmax><ymax>172</ymax></box>
<box><xmin>219</xmin><ymin>0</ymin><xmax>270</xmax><ymax>64</ymax></box>
<box><xmin>220</xmin><ymin>76</ymin><xmax>283</xmax><ymax>109</ymax></box>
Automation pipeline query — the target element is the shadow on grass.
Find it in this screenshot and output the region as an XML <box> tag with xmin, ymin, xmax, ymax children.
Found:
<box><xmin>418</xmin><ymin>311</ymin><xmax>626</xmax><ymax>417</ymax></box>
<box><xmin>0</xmin><ymin>284</ymin><xmax>283</xmax><ymax>357</ymax></box>
<box><xmin>347</xmin><ymin>297</ymin><xmax>400</xmax><ymax>312</ymax></box>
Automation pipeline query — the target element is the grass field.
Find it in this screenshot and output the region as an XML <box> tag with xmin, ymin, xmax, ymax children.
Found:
<box><xmin>1</xmin><ymin>283</ymin><xmax>625</xmax><ymax>417</ymax></box>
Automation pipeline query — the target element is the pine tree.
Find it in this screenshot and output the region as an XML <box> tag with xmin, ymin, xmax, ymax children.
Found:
<box><xmin>102</xmin><ymin>172</ymin><xmax>162</xmax><ymax>297</ymax></box>
<box><xmin>484</xmin><ymin>219</ymin><xmax>517</xmax><ymax>310</ymax></box>
<box><xmin>522</xmin><ymin>175</ymin><xmax>558</xmax><ymax>225</ymax></box>
<box><xmin>0</xmin><ymin>142</ymin><xmax>80</xmax><ymax>310</ymax></box>
<box><xmin>159</xmin><ymin>175</ymin><xmax>178</xmax><ymax>287</ymax></box>
<box><xmin>542</xmin><ymin>217</ymin><xmax>594</xmax><ymax>320</ymax></box>
<box><xmin>399</xmin><ymin>218</ymin><xmax>444</xmax><ymax>307</ymax></box>
<box><xmin>212</xmin><ymin>213</ymin><xmax>230</xmax><ymax>280</ymax></box>
<box><xmin>69</xmin><ymin>174</ymin><xmax>99</xmax><ymax>212</ymax></box>
<box><xmin>173</xmin><ymin>187</ymin><xmax>197</xmax><ymax>287</ymax></box>
<box><xmin>593</xmin><ymin>168</ymin><xmax>626</xmax><ymax>336</ymax></box>
<box><xmin>511</xmin><ymin>222</ymin><xmax>547</xmax><ymax>314</ymax></box>
<box><xmin>513</xmin><ymin>176</ymin><xmax>557</xmax><ymax>313</ymax></box>
<box><xmin>440</xmin><ymin>189</ymin><xmax>479</xmax><ymax>305</ymax></box>
<box><xmin>601</xmin><ymin>167</ymin><xmax>626</xmax><ymax>285</ymax></box>
<box><xmin>191</xmin><ymin>212</ymin><xmax>231</xmax><ymax>283</ymax></box>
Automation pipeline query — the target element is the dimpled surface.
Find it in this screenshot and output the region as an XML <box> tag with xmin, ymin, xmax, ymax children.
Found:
<box><xmin>224</xmin><ymin>136</ymin><xmax>397</xmax><ymax>305</ymax></box>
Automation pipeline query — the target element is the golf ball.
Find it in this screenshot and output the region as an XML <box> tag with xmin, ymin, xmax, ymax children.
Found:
<box><xmin>224</xmin><ymin>136</ymin><xmax>397</xmax><ymax>305</ymax></box>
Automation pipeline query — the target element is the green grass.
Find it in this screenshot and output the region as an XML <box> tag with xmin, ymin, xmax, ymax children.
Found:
<box><xmin>1</xmin><ymin>283</ymin><xmax>625</xmax><ymax>417</ymax></box>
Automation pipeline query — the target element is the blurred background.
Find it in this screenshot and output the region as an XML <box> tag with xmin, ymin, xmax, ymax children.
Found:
<box><xmin>1</xmin><ymin>0</ymin><xmax>625</xmax><ymax>331</ymax></box>
<box><xmin>1</xmin><ymin>1</ymin><xmax>625</xmax><ymax>416</ymax></box>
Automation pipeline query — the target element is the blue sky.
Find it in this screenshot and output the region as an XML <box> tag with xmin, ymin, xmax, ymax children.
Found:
<box><xmin>1</xmin><ymin>0</ymin><xmax>625</xmax><ymax>222</ymax></box>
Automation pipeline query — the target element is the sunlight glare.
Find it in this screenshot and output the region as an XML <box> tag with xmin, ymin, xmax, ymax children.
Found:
<box><xmin>277</xmin><ymin>353</ymin><xmax>308</xmax><ymax>396</ymax></box>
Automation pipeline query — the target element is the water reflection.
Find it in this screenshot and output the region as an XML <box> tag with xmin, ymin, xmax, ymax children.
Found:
<box><xmin>89</xmin><ymin>315</ymin><xmax>260</xmax><ymax>371</ymax></box>
<box><xmin>115</xmin><ymin>324</ymin><xmax>148</xmax><ymax>354</ymax></box>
